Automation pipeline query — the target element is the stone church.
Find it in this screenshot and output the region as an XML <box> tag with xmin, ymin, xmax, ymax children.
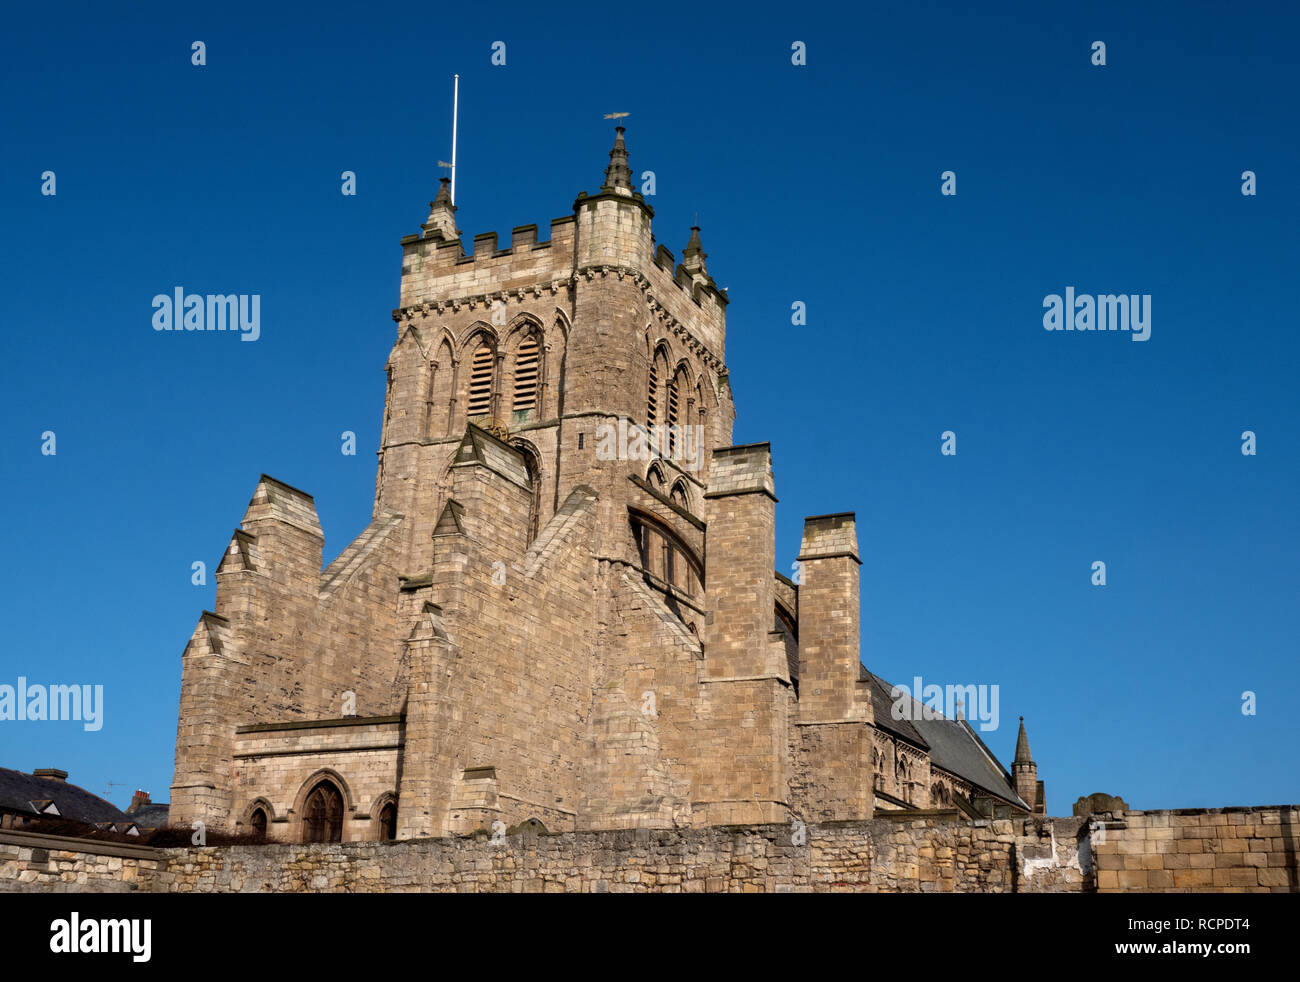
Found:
<box><xmin>169</xmin><ymin>129</ymin><xmax>1043</xmax><ymax>844</ymax></box>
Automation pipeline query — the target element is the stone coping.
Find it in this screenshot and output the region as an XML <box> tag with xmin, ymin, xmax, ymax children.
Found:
<box><xmin>0</xmin><ymin>827</ymin><xmax>160</xmax><ymax>861</ymax></box>
<box><xmin>235</xmin><ymin>714</ymin><xmax>403</xmax><ymax>735</ymax></box>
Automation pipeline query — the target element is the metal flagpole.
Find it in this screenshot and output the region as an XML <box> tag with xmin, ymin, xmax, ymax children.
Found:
<box><xmin>451</xmin><ymin>74</ymin><xmax>459</xmax><ymax>205</ymax></box>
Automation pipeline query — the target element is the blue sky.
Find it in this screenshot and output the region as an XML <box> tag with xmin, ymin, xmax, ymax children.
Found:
<box><xmin>1</xmin><ymin>1</ymin><xmax>1296</xmax><ymax>814</ymax></box>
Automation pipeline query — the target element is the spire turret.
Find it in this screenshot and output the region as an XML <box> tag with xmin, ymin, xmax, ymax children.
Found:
<box><xmin>422</xmin><ymin>177</ymin><xmax>459</xmax><ymax>242</ymax></box>
<box><xmin>1014</xmin><ymin>715</ymin><xmax>1034</xmax><ymax>765</ymax></box>
<box><xmin>682</xmin><ymin>225</ymin><xmax>708</xmax><ymax>274</ymax></box>
<box><xmin>601</xmin><ymin>126</ymin><xmax>633</xmax><ymax>195</ymax></box>
<box><xmin>1011</xmin><ymin>716</ymin><xmax>1042</xmax><ymax>813</ymax></box>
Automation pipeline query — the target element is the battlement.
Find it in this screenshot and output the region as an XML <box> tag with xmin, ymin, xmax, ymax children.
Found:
<box><xmin>398</xmin><ymin>215</ymin><xmax>578</xmax><ymax>309</ymax></box>
<box><xmin>396</xmin><ymin>129</ymin><xmax>728</xmax><ymax>362</ymax></box>
<box><xmin>641</xmin><ymin>237</ymin><xmax>728</xmax><ymax>359</ymax></box>
<box><xmin>402</xmin><ymin>214</ymin><xmax>576</xmax><ymax>262</ymax></box>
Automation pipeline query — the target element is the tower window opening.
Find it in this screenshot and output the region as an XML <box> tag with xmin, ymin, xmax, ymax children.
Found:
<box><xmin>468</xmin><ymin>344</ymin><xmax>494</xmax><ymax>417</ymax></box>
<box><xmin>647</xmin><ymin>361</ymin><xmax>659</xmax><ymax>425</ymax></box>
<box><xmin>513</xmin><ymin>336</ymin><xmax>539</xmax><ymax>414</ymax></box>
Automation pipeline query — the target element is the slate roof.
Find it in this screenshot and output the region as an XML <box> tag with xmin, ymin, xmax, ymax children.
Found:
<box><xmin>128</xmin><ymin>803</ymin><xmax>171</xmax><ymax>829</ymax></box>
<box><xmin>858</xmin><ymin>668</ymin><xmax>1028</xmax><ymax>810</ymax></box>
<box><xmin>0</xmin><ymin>768</ymin><xmax>134</xmax><ymax>825</ymax></box>
<box><xmin>860</xmin><ymin>666</ymin><xmax>927</xmax><ymax>748</ymax></box>
<box><xmin>910</xmin><ymin>711</ymin><xmax>1028</xmax><ymax>810</ymax></box>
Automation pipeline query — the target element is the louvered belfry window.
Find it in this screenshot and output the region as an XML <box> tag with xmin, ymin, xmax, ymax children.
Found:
<box><xmin>666</xmin><ymin>373</ymin><xmax>681</xmax><ymax>455</ymax></box>
<box><xmin>513</xmin><ymin>337</ymin><xmax>540</xmax><ymax>413</ymax></box>
<box><xmin>647</xmin><ymin>361</ymin><xmax>659</xmax><ymax>424</ymax></box>
<box><xmin>468</xmin><ymin>344</ymin><xmax>494</xmax><ymax>417</ymax></box>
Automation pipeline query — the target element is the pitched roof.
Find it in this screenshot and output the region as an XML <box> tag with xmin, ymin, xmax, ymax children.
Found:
<box><xmin>859</xmin><ymin>669</ymin><xmax>1028</xmax><ymax>810</ymax></box>
<box><xmin>127</xmin><ymin>802</ymin><xmax>170</xmax><ymax>829</ymax></box>
<box><xmin>859</xmin><ymin>666</ymin><xmax>928</xmax><ymax>749</ymax></box>
<box><xmin>0</xmin><ymin>768</ymin><xmax>133</xmax><ymax>826</ymax></box>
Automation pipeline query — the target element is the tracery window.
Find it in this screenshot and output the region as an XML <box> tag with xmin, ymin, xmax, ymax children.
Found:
<box><xmin>632</xmin><ymin>515</ymin><xmax>702</xmax><ymax>597</ymax></box>
<box><xmin>303</xmin><ymin>780</ymin><xmax>344</xmax><ymax>844</ymax></box>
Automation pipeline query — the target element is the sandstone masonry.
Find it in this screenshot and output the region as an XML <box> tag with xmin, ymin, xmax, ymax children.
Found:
<box><xmin>168</xmin><ymin>127</ymin><xmax>1041</xmax><ymax>848</ymax></box>
<box><xmin>6</xmin><ymin>807</ymin><xmax>1295</xmax><ymax>893</ymax></box>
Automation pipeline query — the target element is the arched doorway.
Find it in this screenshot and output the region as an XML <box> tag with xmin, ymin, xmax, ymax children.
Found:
<box><xmin>249</xmin><ymin>806</ymin><xmax>268</xmax><ymax>841</ymax></box>
<box><xmin>302</xmin><ymin>780</ymin><xmax>345</xmax><ymax>843</ymax></box>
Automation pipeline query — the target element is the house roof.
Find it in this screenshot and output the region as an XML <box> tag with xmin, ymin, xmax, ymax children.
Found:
<box><xmin>128</xmin><ymin>803</ymin><xmax>170</xmax><ymax>829</ymax></box>
<box><xmin>0</xmin><ymin>768</ymin><xmax>134</xmax><ymax>826</ymax></box>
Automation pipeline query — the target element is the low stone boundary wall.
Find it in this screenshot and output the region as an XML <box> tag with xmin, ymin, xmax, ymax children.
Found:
<box><xmin>3</xmin><ymin>807</ymin><xmax>1295</xmax><ymax>893</ymax></box>
<box><xmin>0</xmin><ymin>828</ymin><xmax>161</xmax><ymax>892</ymax></box>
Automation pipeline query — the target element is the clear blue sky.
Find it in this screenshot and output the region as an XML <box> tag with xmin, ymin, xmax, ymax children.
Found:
<box><xmin>1</xmin><ymin>1</ymin><xmax>1296</xmax><ymax>815</ymax></box>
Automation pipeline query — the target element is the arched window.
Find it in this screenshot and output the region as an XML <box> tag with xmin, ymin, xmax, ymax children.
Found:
<box><xmin>667</xmin><ymin>365</ymin><xmax>690</xmax><ymax>457</ymax></box>
<box><xmin>512</xmin><ymin>336</ymin><xmax>540</xmax><ymax>418</ymax></box>
<box><xmin>669</xmin><ymin>480</ymin><xmax>689</xmax><ymax>512</ymax></box>
<box><xmin>427</xmin><ymin>339</ymin><xmax>455</xmax><ymax>438</ymax></box>
<box><xmin>303</xmin><ymin>780</ymin><xmax>344</xmax><ymax>844</ymax></box>
<box><xmin>250</xmin><ymin>807</ymin><xmax>267</xmax><ymax>841</ymax></box>
<box><xmin>379</xmin><ymin>801</ymin><xmax>397</xmax><ymax>841</ymax></box>
<box><xmin>631</xmin><ymin>514</ymin><xmax>702</xmax><ymax>597</ymax></box>
<box><xmin>467</xmin><ymin>343</ymin><xmax>494</xmax><ymax>419</ymax></box>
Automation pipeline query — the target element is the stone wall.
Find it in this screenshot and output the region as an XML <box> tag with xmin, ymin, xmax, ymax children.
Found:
<box><xmin>1</xmin><ymin>817</ymin><xmax>1084</xmax><ymax>894</ymax></box>
<box><xmin>7</xmin><ymin>809</ymin><xmax>1297</xmax><ymax>893</ymax></box>
<box><xmin>149</xmin><ymin>815</ymin><xmax>1092</xmax><ymax>893</ymax></box>
<box><xmin>1086</xmin><ymin>806</ymin><xmax>1300</xmax><ymax>892</ymax></box>
<box><xmin>0</xmin><ymin>830</ymin><xmax>161</xmax><ymax>893</ymax></box>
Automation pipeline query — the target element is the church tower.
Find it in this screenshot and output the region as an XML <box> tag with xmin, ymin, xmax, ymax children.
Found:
<box><xmin>375</xmin><ymin>126</ymin><xmax>735</xmax><ymax>577</ymax></box>
<box><xmin>171</xmin><ymin>127</ymin><xmax>1043</xmax><ymax>846</ymax></box>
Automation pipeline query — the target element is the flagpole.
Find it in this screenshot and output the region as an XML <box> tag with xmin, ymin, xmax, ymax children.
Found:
<box><xmin>450</xmin><ymin>74</ymin><xmax>459</xmax><ymax>205</ymax></box>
